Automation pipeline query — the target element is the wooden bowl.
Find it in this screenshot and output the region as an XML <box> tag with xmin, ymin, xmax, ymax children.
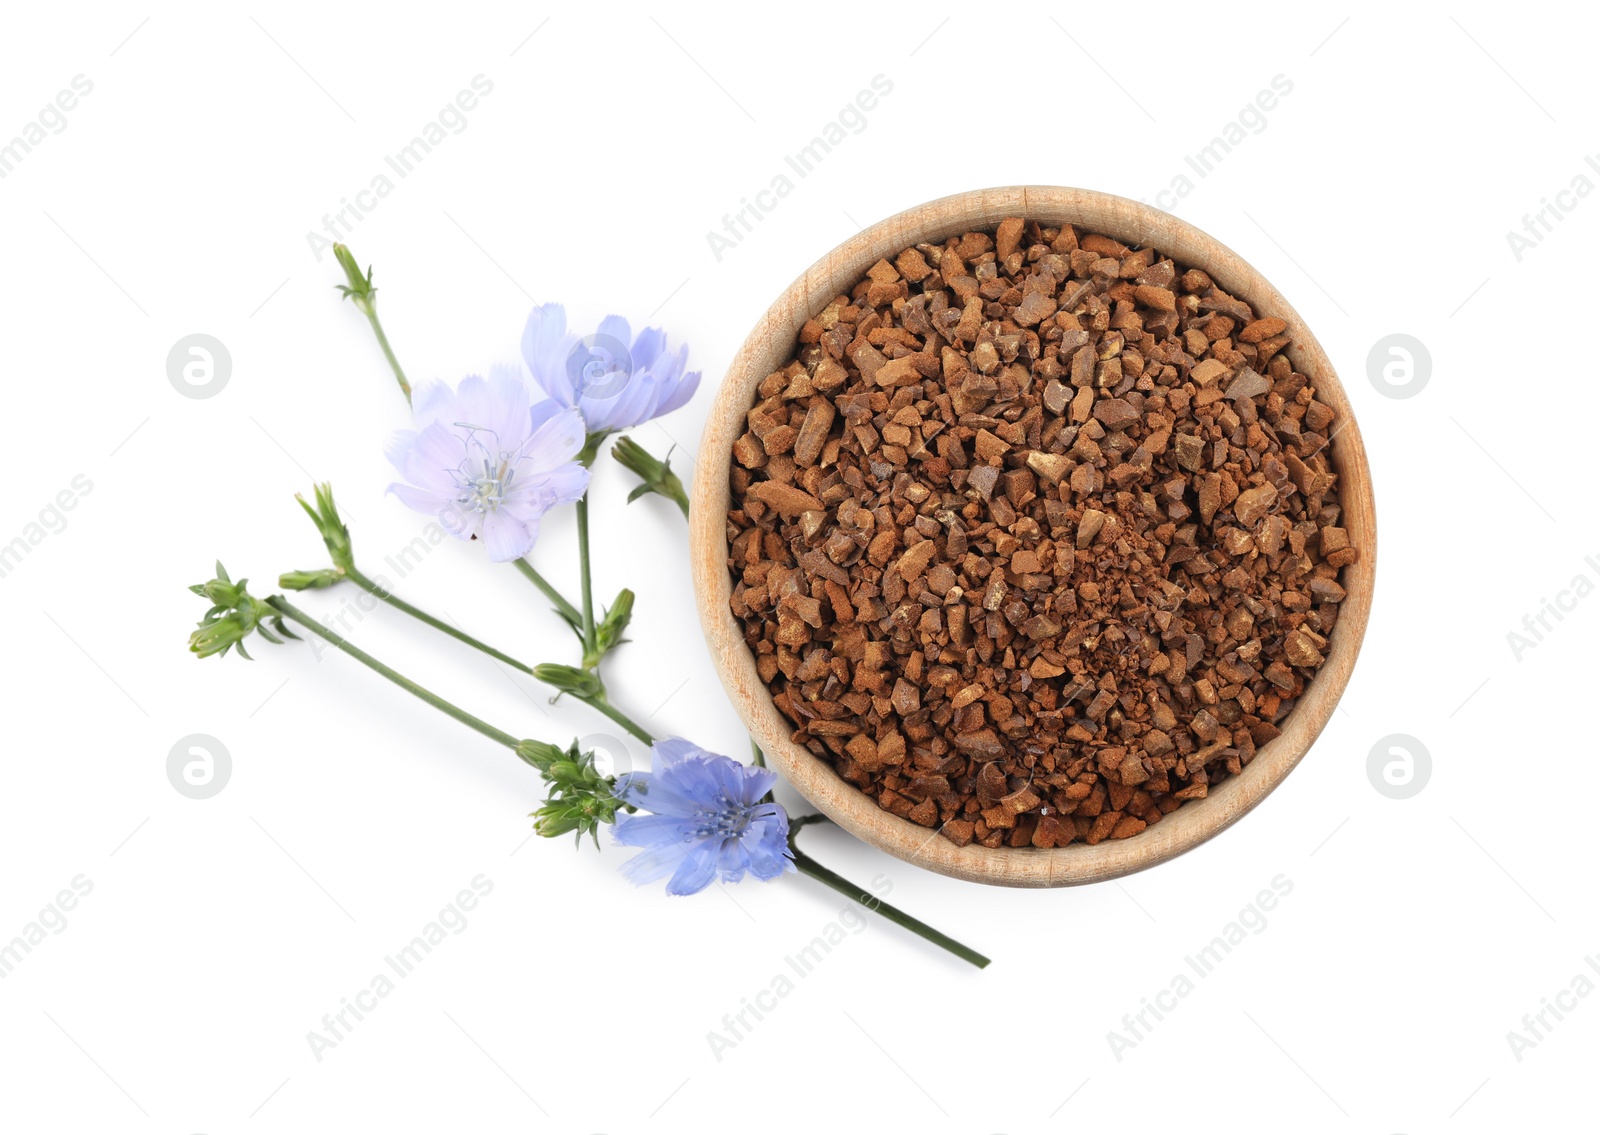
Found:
<box><xmin>690</xmin><ymin>186</ymin><xmax>1375</xmax><ymax>887</ymax></box>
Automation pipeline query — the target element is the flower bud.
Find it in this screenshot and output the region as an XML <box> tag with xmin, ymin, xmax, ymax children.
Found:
<box><xmin>514</xmin><ymin>739</ymin><xmax>566</xmax><ymax>772</ymax></box>
<box><xmin>532</xmin><ymin>663</ymin><xmax>604</xmax><ymax>699</ymax></box>
<box><xmin>588</xmin><ymin>588</ymin><xmax>634</xmax><ymax>666</ymax></box>
<box><xmin>532</xmin><ymin>807</ymin><xmax>581</xmax><ymax>838</ymax></box>
<box><xmin>188</xmin><ymin>612</ymin><xmax>255</xmax><ymax>659</ymax></box>
<box><xmin>517</xmin><ymin>737</ymin><xmax>625</xmax><ymax>844</ymax></box>
<box><xmin>187</xmin><ymin>562</ymin><xmax>298</xmax><ymax>661</ymax></box>
<box><xmin>611</xmin><ymin>436</ymin><xmax>689</xmax><ymax>516</ymax></box>
<box><xmin>333</xmin><ymin>244</ymin><xmax>376</xmax><ymax>316</ymax></box>
<box><xmin>190</xmin><ymin>577</ymin><xmax>243</xmax><ymax>608</ymax></box>
<box><xmin>295</xmin><ymin>483</ymin><xmax>355</xmax><ymax>573</ymax></box>
<box><xmin>279</xmin><ymin>568</ymin><xmax>342</xmax><ymax>591</ymax></box>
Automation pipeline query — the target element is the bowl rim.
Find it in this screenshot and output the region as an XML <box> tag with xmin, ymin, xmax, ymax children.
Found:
<box><xmin>689</xmin><ymin>185</ymin><xmax>1376</xmax><ymax>887</ymax></box>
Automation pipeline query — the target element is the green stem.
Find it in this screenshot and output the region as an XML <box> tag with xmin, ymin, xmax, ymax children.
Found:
<box><xmin>788</xmin><ymin>816</ymin><xmax>990</xmax><ymax>969</ymax></box>
<box><xmin>583</xmin><ymin>696</ymin><xmax>654</xmax><ymax>746</ymax></box>
<box><xmin>365</xmin><ymin>307</ymin><xmax>410</xmax><ymax>404</ymax></box>
<box><xmin>267</xmin><ymin>596</ymin><xmax>518</xmax><ymax>750</ymax></box>
<box><xmin>343</xmin><ymin>567</ymin><xmax>655</xmax><ymax>745</ymax></box>
<box><xmin>513</xmin><ymin>559</ymin><xmax>583</xmax><ymax>628</ymax></box>
<box><xmin>347</xmin><ymin>567</ymin><xmax>532</xmax><ymax>675</ymax></box>
<box><xmin>576</xmin><ymin>493</ymin><xmax>598</xmax><ymax>666</ymax></box>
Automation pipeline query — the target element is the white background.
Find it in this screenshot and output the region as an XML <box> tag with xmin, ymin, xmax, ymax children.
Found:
<box><xmin>1</xmin><ymin>2</ymin><xmax>1593</xmax><ymax>1131</ymax></box>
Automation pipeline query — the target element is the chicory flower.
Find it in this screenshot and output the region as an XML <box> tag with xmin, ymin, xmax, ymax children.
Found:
<box><xmin>611</xmin><ymin>738</ymin><xmax>794</xmax><ymax>895</ymax></box>
<box><xmin>520</xmin><ymin>303</ymin><xmax>699</xmax><ymax>435</ymax></box>
<box><xmin>385</xmin><ymin>368</ymin><xmax>589</xmax><ymax>561</ymax></box>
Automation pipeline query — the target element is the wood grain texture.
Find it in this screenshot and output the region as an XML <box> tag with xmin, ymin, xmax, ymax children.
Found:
<box><xmin>690</xmin><ymin>186</ymin><xmax>1376</xmax><ymax>887</ymax></box>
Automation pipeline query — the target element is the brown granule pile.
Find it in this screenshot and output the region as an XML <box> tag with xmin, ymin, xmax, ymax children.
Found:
<box><xmin>724</xmin><ymin>218</ymin><xmax>1355</xmax><ymax>850</ymax></box>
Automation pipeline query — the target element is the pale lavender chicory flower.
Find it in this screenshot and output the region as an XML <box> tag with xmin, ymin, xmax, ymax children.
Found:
<box><xmin>520</xmin><ymin>303</ymin><xmax>700</xmax><ymax>434</ymax></box>
<box><xmin>385</xmin><ymin>368</ymin><xmax>589</xmax><ymax>561</ymax></box>
<box><xmin>611</xmin><ymin>738</ymin><xmax>794</xmax><ymax>896</ymax></box>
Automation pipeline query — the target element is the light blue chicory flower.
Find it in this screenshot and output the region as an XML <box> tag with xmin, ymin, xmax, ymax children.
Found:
<box><xmin>521</xmin><ymin>303</ymin><xmax>700</xmax><ymax>435</ymax></box>
<box><xmin>611</xmin><ymin>739</ymin><xmax>794</xmax><ymax>896</ymax></box>
<box><xmin>385</xmin><ymin>368</ymin><xmax>589</xmax><ymax>562</ymax></box>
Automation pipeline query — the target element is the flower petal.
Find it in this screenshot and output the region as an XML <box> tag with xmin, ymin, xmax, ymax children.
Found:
<box><xmin>651</xmin><ymin>738</ymin><xmax>707</xmax><ymax>768</ymax></box>
<box><xmin>715</xmin><ymin>835</ymin><xmax>752</xmax><ymax>883</ymax></box>
<box><xmin>700</xmin><ymin>750</ymin><xmax>774</xmax><ymax>807</ymax></box>
<box><xmin>410</xmin><ymin>380</ymin><xmax>459</xmax><ymax>428</ymax></box>
<box><xmin>611</xmin><ymin>770</ymin><xmax>704</xmax><ymax>820</ymax></box>
<box><xmin>453</xmin><ymin>372</ymin><xmax>532</xmax><ymax>457</ymax></box>
<box><xmin>615</xmin><ymin>843</ymin><xmax>681</xmax><ymax>886</ymax></box>
<box><xmin>483</xmin><ymin>364</ymin><xmax>535</xmax><ymax>443</ymax></box>
<box><xmin>527</xmin><ymin>396</ymin><xmax>568</xmax><ymax>434</ymax></box>
<box><xmin>652</xmin><ymin>750</ymin><xmax>724</xmax><ymax>805</ymax></box>
<box><xmin>533</xmin><ymin>461</ymin><xmax>590</xmax><ymax>508</ymax></box>
<box><xmin>388</xmin><ymin>484</ymin><xmax>474</xmax><ymax>540</ymax></box>
<box><xmin>385</xmin><ymin>428</ymin><xmax>422</xmax><ymax>474</ymax></box>
<box><xmin>612</xmin><ymin>811</ymin><xmax>698</xmax><ymax>849</ymax></box>
<box><xmin>629</xmin><ymin>325</ymin><xmax>668</xmax><ymax>373</ymax></box>
<box><xmin>479</xmin><ymin>509</ymin><xmax>537</xmax><ymax>562</ymax></box>
<box><xmin>599</xmin><ymin>368</ymin><xmax>662</xmax><ymax>432</ymax></box>
<box><xmin>450</xmin><ymin>373</ymin><xmax>490</xmax><ymax>421</ymax></box>
<box><xmin>743</xmin><ymin>810</ymin><xmax>795</xmax><ymax>880</ymax></box>
<box><xmin>655</xmin><ymin>365</ymin><xmax>700</xmax><ymax>418</ymax></box>
<box><xmin>525</xmin><ymin>405</ymin><xmax>588</xmax><ymax>470</ymax></box>
<box><xmin>596</xmin><ymin>314</ymin><xmax>633</xmax><ymax>356</ymax></box>
<box><xmin>397</xmin><ymin>422</ymin><xmax>471</xmax><ymax>483</ymax></box>
<box><xmin>614</xmin><ymin>836</ymin><xmax>694</xmax><ymax>887</ymax></box>
<box><xmin>387</xmin><ymin>480</ymin><xmax>453</xmax><ymax>515</ymax></box>
<box><xmin>665</xmin><ymin>840</ymin><xmax>720</xmax><ymax>896</ymax></box>
<box><xmin>521</xmin><ymin>303</ymin><xmax>576</xmax><ymax>404</ymax></box>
